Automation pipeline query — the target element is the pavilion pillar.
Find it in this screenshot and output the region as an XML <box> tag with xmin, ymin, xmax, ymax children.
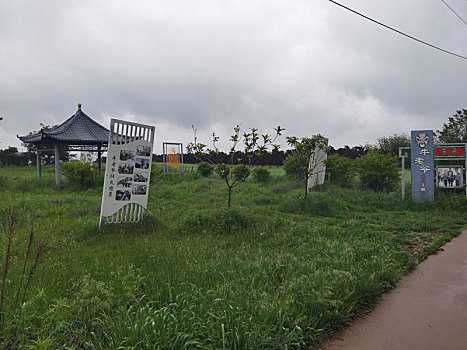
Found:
<box><xmin>97</xmin><ymin>144</ymin><xmax>102</xmax><ymax>173</ymax></box>
<box><xmin>55</xmin><ymin>144</ymin><xmax>60</xmax><ymax>185</ymax></box>
<box><xmin>36</xmin><ymin>150</ymin><xmax>42</xmax><ymax>180</ymax></box>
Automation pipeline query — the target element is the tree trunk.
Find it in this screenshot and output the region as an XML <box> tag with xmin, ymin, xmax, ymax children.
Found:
<box><xmin>228</xmin><ymin>187</ymin><xmax>232</xmax><ymax>208</ymax></box>
<box><xmin>304</xmin><ymin>172</ymin><xmax>308</xmax><ymax>199</ymax></box>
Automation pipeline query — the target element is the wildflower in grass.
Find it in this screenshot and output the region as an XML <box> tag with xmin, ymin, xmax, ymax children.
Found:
<box><xmin>286</xmin><ymin>334</ymin><xmax>290</xmax><ymax>341</ymax></box>
<box><xmin>344</xmin><ymin>207</ymin><xmax>349</xmax><ymax>211</ymax></box>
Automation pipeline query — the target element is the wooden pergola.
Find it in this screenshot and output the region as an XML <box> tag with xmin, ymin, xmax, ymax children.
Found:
<box><xmin>18</xmin><ymin>104</ymin><xmax>109</xmax><ymax>185</ymax></box>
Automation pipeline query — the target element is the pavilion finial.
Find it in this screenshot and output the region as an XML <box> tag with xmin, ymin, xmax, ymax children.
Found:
<box><xmin>78</xmin><ymin>103</ymin><xmax>82</xmax><ymax>111</ymax></box>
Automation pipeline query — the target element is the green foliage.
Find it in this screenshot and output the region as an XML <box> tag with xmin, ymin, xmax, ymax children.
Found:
<box><xmin>437</xmin><ymin>109</ymin><xmax>467</xmax><ymax>143</ymax></box>
<box><xmin>326</xmin><ymin>154</ymin><xmax>356</xmax><ymax>187</ymax></box>
<box><xmin>232</xmin><ymin>164</ymin><xmax>249</xmax><ymax>181</ymax></box>
<box><xmin>61</xmin><ymin>162</ymin><xmax>103</xmax><ymax>189</ymax></box>
<box><xmin>0</xmin><ymin>147</ymin><xmax>30</xmax><ymax>166</ymax></box>
<box><xmin>197</xmin><ymin>162</ymin><xmax>213</xmax><ymax>177</ymax></box>
<box><xmin>216</xmin><ymin>164</ymin><xmax>230</xmax><ymax>177</ymax></box>
<box><xmin>252</xmin><ymin>167</ymin><xmax>271</xmax><ymax>183</ymax></box>
<box><xmin>356</xmin><ymin>151</ymin><xmax>399</xmax><ymax>192</ymax></box>
<box><xmin>376</xmin><ymin>133</ymin><xmax>410</xmax><ymax>157</ymax></box>
<box><xmin>283</xmin><ymin>153</ymin><xmax>307</xmax><ymax>178</ymax></box>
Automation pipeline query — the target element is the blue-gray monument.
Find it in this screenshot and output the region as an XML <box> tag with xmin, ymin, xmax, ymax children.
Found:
<box><xmin>411</xmin><ymin>130</ymin><xmax>434</xmax><ymax>202</ymax></box>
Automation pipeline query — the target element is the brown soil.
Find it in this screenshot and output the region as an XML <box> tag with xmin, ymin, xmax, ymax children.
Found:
<box><xmin>320</xmin><ymin>229</ymin><xmax>467</xmax><ymax>350</ymax></box>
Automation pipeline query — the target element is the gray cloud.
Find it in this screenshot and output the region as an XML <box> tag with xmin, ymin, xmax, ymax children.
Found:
<box><xmin>1</xmin><ymin>0</ymin><xmax>465</xmax><ymax>152</ymax></box>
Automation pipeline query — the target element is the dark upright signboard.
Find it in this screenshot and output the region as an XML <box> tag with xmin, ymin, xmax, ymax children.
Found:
<box><xmin>411</xmin><ymin>130</ymin><xmax>434</xmax><ymax>201</ymax></box>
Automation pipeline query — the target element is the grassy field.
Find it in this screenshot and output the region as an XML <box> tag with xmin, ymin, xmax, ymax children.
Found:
<box><xmin>0</xmin><ymin>163</ymin><xmax>465</xmax><ymax>349</ymax></box>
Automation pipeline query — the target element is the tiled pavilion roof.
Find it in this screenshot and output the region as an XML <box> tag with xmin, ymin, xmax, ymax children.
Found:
<box><xmin>18</xmin><ymin>104</ymin><xmax>109</xmax><ymax>146</ymax></box>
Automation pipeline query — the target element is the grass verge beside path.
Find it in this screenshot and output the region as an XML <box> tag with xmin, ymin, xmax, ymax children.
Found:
<box><xmin>0</xmin><ymin>164</ymin><xmax>465</xmax><ymax>349</ymax></box>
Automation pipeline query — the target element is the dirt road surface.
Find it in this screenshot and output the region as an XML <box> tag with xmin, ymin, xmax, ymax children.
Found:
<box><xmin>322</xmin><ymin>229</ymin><xmax>467</xmax><ymax>350</ymax></box>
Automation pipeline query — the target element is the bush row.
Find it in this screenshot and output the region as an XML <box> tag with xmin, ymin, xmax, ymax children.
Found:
<box><xmin>284</xmin><ymin>151</ymin><xmax>400</xmax><ymax>192</ymax></box>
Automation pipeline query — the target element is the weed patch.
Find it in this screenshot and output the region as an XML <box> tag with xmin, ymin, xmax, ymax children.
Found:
<box><xmin>280</xmin><ymin>193</ymin><xmax>348</xmax><ymax>217</ymax></box>
<box><xmin>181</xmin><ymin>208</ymin><xmax>252</xmax><ymax>234</ymax></box>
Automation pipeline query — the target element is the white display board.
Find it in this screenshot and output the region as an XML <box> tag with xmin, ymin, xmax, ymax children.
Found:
<box><xmin>99</xmin><ymin>119</ymin><xmax>155</xmax><ymax>226</ymax></box>
<box><xmin>307</xmin><ymin>139</ymin><xmax>328</xmax><ymax>190</ymax></box>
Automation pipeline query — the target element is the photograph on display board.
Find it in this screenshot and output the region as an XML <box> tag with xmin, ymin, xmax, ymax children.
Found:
<box><xmin>115</xmin><ymin>190</ymin><xmax>131</xmax><ymax>201</ymax></box>
<box><xmin>118</xmin><ymin>163</ymin><xmax>134</xmax><ymax>174</ymax></box>
<box><xmin>117</xmin><ymin>176</ymin><xmax>132</xmax><ymax>188</ymax></box>
<box><xmin>436</xmin><ymin>166</ymin><xmax>463</xmax><ymax>188</ymax></box>
<box><xmin>135</xmin><ymin>158</ymin><xmax>151</xmax><ymax>169</ymax></box>
<box><xmin>168</xmin><ymin>147</ymin><xmax>180</xmax><ymax>168</ymax></box>
<box><xmin>137</xmin><ymin>145</ymin><xmax>151</xmax><ymax>157</ymax></box>
<box><xmin>133</xmin><ymin>172</ymin><xmax>148</xmax><ymax>183</ymax></box>
<box><xmin>120</xmin><ymin>150</ymin><xmax>135</xmax><ymax>161</ymax></box>
<box><xmin>132</xmin><ymin>184</ymin><xmax>147</xmax><ymax>195</ymax></box>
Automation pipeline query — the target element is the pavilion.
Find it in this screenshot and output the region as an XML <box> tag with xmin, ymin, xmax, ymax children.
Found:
<box><xmin>18</xmin><ymin>104</ymin><xmax>109</xmax><ymax>184</ymax></box>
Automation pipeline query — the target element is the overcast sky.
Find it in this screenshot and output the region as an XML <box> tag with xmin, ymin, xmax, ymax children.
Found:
<box><xmin>0</xmin><ymin>0</ymin><xmax>466</xmax><ymax>153</ymax></box>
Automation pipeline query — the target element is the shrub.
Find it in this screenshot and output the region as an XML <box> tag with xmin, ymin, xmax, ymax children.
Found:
<box><xmin>283</xmin><ymin>153</ymin><xmax>307</xmax><ymax>179</ymax></box>
<box><xmin>232</xmin><ymin>165</ymin><xmax>250</xmax><ymax>181</ymax></box>
<box><xmin>356</xmin><ymin>151</ymin><xmax>399</xmax><ymax>192</ymax></box>
<box><xmin>253</xmin><ymin>167</ymin><xmax>271</xmax><ymax>182</ymax></box>
<box><xmin>326</xmin><ymin>155</ymin><xmax>355</xmax><ymax>187</ymax></box>
<box><xmin>197</xmin><ymin>162</ymin><xmax>213</xmax><ymax>177</ymax></box>
<box><xmin>61</xmin><ymin>162</ymin><xmax>102</xmax><ymax>189</ymax></box>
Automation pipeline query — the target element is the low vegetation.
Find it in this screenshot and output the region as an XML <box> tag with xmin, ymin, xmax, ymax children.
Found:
<box><xmin>0</xmin><ymin>163</ymin><xmax>465</xmax><ymax>349</ymax></box>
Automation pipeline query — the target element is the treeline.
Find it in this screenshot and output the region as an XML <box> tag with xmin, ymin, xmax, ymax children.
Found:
<box><xmin>152</xmin><ymin>145</ymin><xmax>367</xmax><ymax>166</ymax></box>
<box><xmin>0</xmin><ymin>145</ymin><xmax>367</xmax><ymax>167</ymax></box>
<box><xmin>0</xmin><ymin>147</ymin><xmax>33</xmax><ymax>166</ymax></box>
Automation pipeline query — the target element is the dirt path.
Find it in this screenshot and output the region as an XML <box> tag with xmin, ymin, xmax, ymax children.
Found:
<box><xmin>321</xmin><ymin>229</ymin><xmax>467</xmax><ymax>350</ymax></box>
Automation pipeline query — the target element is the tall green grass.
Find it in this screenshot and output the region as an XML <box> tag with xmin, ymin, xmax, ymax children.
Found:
<box><xmin>0</xmin><ymin>164</ymin><xmax>465</xmax><ymax>349</ymax></box>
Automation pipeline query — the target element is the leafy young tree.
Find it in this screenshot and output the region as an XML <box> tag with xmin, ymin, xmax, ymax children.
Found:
<box><xmin>286</xmin><ymin>135</ymin><xmax>329</xmax><ymax>199</ymax></box>
<box><xmin>187</xmin><ymin>125</ymin><xmax>284</xmax><ymax>208</ymax></box>
<box><xmin>437</xmin><ymin>109</ymin><xmax>467</xmax><ymax>143</ymax></box>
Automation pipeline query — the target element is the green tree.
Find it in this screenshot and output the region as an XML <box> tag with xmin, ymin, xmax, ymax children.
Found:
<box><xmin>376</xmin><ymin>133</ymin><xmax>410</xmax><ymax>157</ymax></box>
<box><xmin>437</xmin><ymin>109</ymin><xmax>467</xmax><ymax>143</ymax></box>
<box><xmin>187</xmin><ymin>125</ymin><xmax>284</xmax><ymax>208</ymax></box>
<box><xmin>0</xmin><ymin>147</ymin><xmax>29</xmax><ymax>166</ymax></box>
<box><xmin>286</xmin><ymin>136</ymin><xmax>329</xmax><ymax>199</ymax></box>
